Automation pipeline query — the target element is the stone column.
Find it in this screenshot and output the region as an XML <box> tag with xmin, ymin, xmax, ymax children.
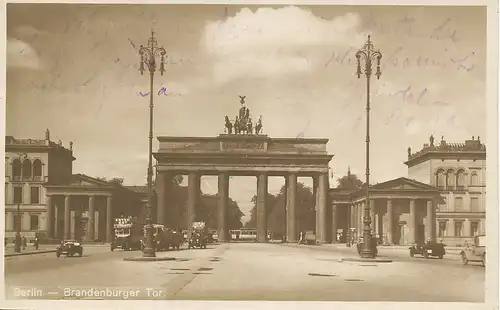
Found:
<box><xmin>54</xmin><ymin>204</ymin><xmax>59</xmax><ymax>239</ymax></box>
<box><xmin>408</xmin><ymin>199</ymin><xmax>416</xmax><ymax>244</ymax></box>
<box><xmin>88</xmin><ymin>195</ymin><xmax>95</xmax><ymax>242</ymax></box>
<box><xmin>46</xmin><ymin>195</ymin><xmax>53</xmax><ymax>238</ymax></box>
<box><xmin>331</xmin><ymin>204</ymin><xmax>338</xmax><ymax>243</ymax></box>
<box><xmin>426</xmin><ymin>200</ymin><xmax>436</xmax><ymax>242</ymax></box>
<box><xmin>106</xmin><ymin>196</ymin><xmax>113</xmax><ymax>242</ymax></box>
<box><xmin>287</xmin><ymin>173</ymin><xmax>297</xmax><ymax>243</ymax></box>
<box><xmin>187</xmin><ymin>173</ymin><xmax>199</xmax><ymax>240</ymax></box>
<box><xmin>156</xmin><ymin>172</ymin><xmax>166</xmax><ymax>225</ymax></box>
<box><xmin>284</xmin><ymin>176</ymin><xmax>289</xmax><ymax>241</ymax></box>
<box><xmin>217</xmin><ymin>172</ymin><xmax>229</xmax><ymax>243</ymax></box>
<box><xmin>464</xmin><ymin>219</ymin><xmax>471</xmax><ymax>237</ymax></box>
<box><xmin>370</xmin><ymin>199</ymin><xmax>376</xmax><ymax>234</ymax></box>
<box><xmin>64</xmin><ymin>195</ymin><xmax>71</xmax><ymax>239</ymax></box>
<box><xmin>448</xmin><ymin>219</ymin><xmax>455</xmax><ymax>238</ymax></box>
<box><xmin>358</xmin><ymin>202</ymin><xmax>364</xmax><ymax>239</ymax></box>
<box><xmin>386</xmin><ymin>199</ymin><xmax>393</xmax><ymax>245</ymax></box>
<box><xmin>256</xmin><ymin>173</ymin><xmax>268</xmax><ymax>243</ymax></box>
<box><xmin>313</xmin><ymin>176</ymin><xmax>319</xmax><ymax>238</ymax></box>
<box><xmin>317</xmin><ymin>173</ymin><xmax>328</xmax><ymax>244</ymax></box>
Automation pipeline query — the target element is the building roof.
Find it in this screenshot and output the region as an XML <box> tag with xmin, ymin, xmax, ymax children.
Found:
<box><xmin>329</xmin><ymin>177</ymin><xmax>441</xmax><ymax>203</ymax></box>
<box><xmin>405</xmin><ymin>136</ymin><xmax>486</xmax><ymax>167</ymax></box>
<box><xmin>124</xmin><ymin>185</ymin><xmax>148</xmax><ymax>194</ymax></box>
<box><xmin>5</xmin><ymin>133</ymin><xmax>75</xmax><ymax>160</ymax></box>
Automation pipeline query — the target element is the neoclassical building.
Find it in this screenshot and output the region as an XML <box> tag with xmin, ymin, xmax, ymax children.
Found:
<box><xmin>329</xmin><ymin>135</ymin><xmax>486</xmax><ymax>247</ymax></box>
<box><xmin>330</xmin><ymin>176</ymin><xmax>442</xmax><ymax>245</ymax></box>
<box><xmin>5</xmin><ymin>130</ymin><xmax>148</xmax><ymax>242</ymax></box>
<box><xmin>405</xmin><ymin>136</ymin><xmax>486</xmax><ymax>246</ymax></box>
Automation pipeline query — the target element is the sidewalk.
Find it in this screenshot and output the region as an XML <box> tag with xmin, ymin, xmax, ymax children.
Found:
<box><xmin>4</xmin><ymin>245</ymin><xmax>56</xmax><ymax>257</ymax></box>
<box><xmin>4</xmin><ymin>243</ymin><xmax>111</xmax><ymax>257</ymax></box>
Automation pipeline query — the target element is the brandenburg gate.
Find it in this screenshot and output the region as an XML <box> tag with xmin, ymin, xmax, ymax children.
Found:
<box><xmin>153</xmin><ymin>97</ymin><xmax>334</xmax><ymax>243</ymax></box>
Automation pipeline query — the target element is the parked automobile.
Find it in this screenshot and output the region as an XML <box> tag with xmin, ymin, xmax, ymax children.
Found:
<box><xmin>409</xmin><ymin>242</ymin><xmax>445</xmax><ymax>259</ymax></box>
<box><xmin>460</xmin><ymin>235</ymin><xmax>486</xmax><ymax>267</ymax></box>
<box><xmin>56</xmin><ymin>240</ymin><xmax>83</xmax><ymax>257</ymax></box>
<box><xmin>356</xmin><ymin>237</ymin><xmax>378</xmax><ymax>256</ymax></box>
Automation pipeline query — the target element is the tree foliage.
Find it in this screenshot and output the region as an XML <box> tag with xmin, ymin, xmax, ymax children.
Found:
<box><xmin>245</xmin><ymin>182</ymin><xmax>315</xmax><ymax>235</ymax></box>
<box><xmin>336</xmin><ymin>173</ymin><xmax>364</xmax><ymax>190</ymax></box>
<box><xmin>96</xmin><ymin>177</ymin><xmax>124</xmax><ymax>186</ymax></box>
<box><xmin>97</xmin><ymin>175</ymin><xmax>244</xmax><ymax>229</ymax></box>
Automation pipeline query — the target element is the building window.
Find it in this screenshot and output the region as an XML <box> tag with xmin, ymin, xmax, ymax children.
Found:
<box><xmin>436</xmin><ymin>169</ymin><xmax>446</xmax><ymax>189</ymax></box>
<box><xmin>446</xmin><ymin>170</ymin><xmax>455</xmax><ymax>190</ymax></box>
<box><xmin>12</xmin><ymin>159</ymin><xmax>21</xmax><ymax>180</ymax></box>
<box><xmin>33</xmin><ymin>159</ymin><xmax>42</xmax><ymax>179</ymax></box>
<box><xmin>470</xmin><ymin>172</ymin><xmax>479</xmax><ymax>186</ymax></box>
<box><xmin>471</xmin><ymin>222</ymin><xmax>479</xmax><ymax>236</ymax></box>
<box><xmin>30</xmin><ymin>215</ymin><xmax>39</xmax><ymax>230</ymax></box>
<box><xmin>30</xmin><ymin>187</ymin><xmax>40</xmax><ymax>204</ymax></box>
<box><xmin>438</xmin><ymin>222</ymin><xmax>447</xmax><ymax>237</ymax></box>
<box><xmin>456</xmin><ymin>170</ymin><xmax>466</xmax><ymax>190</ymax></box>
<box><xmin>455</xmin><ymin>221</ymin><xmax>463</xmax><ymax>237</ymax></box>
<box><xmin>22</xmin><ymin>159</ymin><xmax>32</xmax><ymax>179</ymax></box>
<box><xmin>470</xmin><ymin>197</ymin><xmax>479</xmax><ymax>212</ymax></box>
<box><xmin>13</xmin><ymin>186</ymin><xmax>23</xmax><ymax>204</ymax></box>
<box><xmin>454</xmin><ymin>197</ymin><xmax>463</xmax><ymax>211</ymax></box>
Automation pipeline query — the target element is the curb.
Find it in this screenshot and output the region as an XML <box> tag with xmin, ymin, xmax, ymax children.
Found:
<box><xmin>5</xmin><ymin>250</ymin><xmax>56</xmax><ymax>257</ymax></box>
<box><xmin>341</xmin><ymin>257</ymin><xmax>394</xmax><ymax>263</ymax></box>
<box><xmin>123</xmin><ymin>256</ymin><xmax>176</xmax><ymax>262</ymax></box>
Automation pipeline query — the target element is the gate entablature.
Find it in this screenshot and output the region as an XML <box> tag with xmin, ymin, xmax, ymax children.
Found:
<box><xmin>154</xmin><ymin>135</ymin><xmax>333</xmax><ymax>176</ymax></box>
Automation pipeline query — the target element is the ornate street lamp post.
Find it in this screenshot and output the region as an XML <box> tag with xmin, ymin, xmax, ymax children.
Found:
<box><xmin>14</xmin><ymin>153</ymin><xmax>28</xmax><ymax>253</ymax></box>
<box><xmin>138</xmin><ymin>31</ymin><xmax>166</xmax><ymax>258</ymax></box>
<box><xmin>355</xmin><ymin>35</ymin><xmax>382</xmax><ymax>258</ymax></box>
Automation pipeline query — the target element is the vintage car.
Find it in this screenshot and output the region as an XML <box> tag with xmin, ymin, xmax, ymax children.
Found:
<box><xmin>460</xmin><ymin>235</ymin><xmax>486</xmax><ymax>266</ymax></box>
<box><xmin>409</xmin><ymin>242</ymin><xmax>445</xmax><ymax>259</ymax></box>
<box><xmin>356</xmin><ymin>237</ymin><xmax>378</xmax><ymax>257</ymax></box>
<box><xmin>188</xmin><ymin>232</ymin><xmax>207</xmax><ymax>249</ymax></box>
<box><xmin>56</xmin><ymin>240</ymin><xmax>83</xmax><ymax>257</ymax></box>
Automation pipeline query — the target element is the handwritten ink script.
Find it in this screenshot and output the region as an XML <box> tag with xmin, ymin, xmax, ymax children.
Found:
<box><xmin>324</xmin><ymin>47</ymin><xmax>475</xmax><ymax>72</ymax></box>
<box><xmin>222</xmin><ymin>142</ymin><xmax>265</xmax><ymax>150</ymax></box>
<box><xmin>138</xmin><ymin>87</ymin><xmax>182</xmax><ymax>97</ymax></box>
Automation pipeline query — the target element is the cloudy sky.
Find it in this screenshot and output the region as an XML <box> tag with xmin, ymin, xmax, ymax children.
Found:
<box><xmin>6</xmin><ymin>4</ymin><xmax>486</xmax><ymax>223</ymax></box>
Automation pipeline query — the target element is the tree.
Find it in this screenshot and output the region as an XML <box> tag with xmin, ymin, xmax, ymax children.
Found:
<box><xmin>336</xmin><ymin>168</ymin><xmax>364</xmax><ymax>190</ymax></box>
<box><xmin>168</xmin><ymin>186</ymin><xmax>244</xmax><ymax>230</ymax></box>
<box><xmin>245</xmin><ymin>182</ymin><xmax>315</xmax><ymax>235</ymax></box>
<box><xmin>109</xmin><ymin>177</ymin><xmax>124</xmax><ymax>186</ymax></box>
<box><xmin>245</xmin><ymin>193</ymin><xmax>278</xmax><ymax>229</ymax></box>
<box><xmin>96</xmin><ymin>177</ymin><xmax>124</xmax><ymax>186</ymax></box>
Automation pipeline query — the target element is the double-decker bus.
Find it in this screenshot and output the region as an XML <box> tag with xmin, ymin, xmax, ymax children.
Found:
<box><xmin>229</xmin><ymin>229</ymin><xmax>258</xmax><ymax>242</ymax></box>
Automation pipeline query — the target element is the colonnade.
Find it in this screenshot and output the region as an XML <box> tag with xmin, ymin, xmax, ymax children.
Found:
<box><xmin>156</xmin><ymin>172</ymin><xmax>331</xmax><ymax>243</ymax></box>
<box><xmin>342</xmin><ymin>198</ymin><xmax>437</xmax><ymax>245</ymax></box>
<box><xmin>45</xmin><ymin>194</ymin><xmax>113</xmax><ymax>242</ymax></box>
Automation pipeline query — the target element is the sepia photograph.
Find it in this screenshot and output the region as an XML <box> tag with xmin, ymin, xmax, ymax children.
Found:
<box><xmin>2</xmin><ymin>1</ymin><xmax>498</xmax><ymax>308</ymax></box>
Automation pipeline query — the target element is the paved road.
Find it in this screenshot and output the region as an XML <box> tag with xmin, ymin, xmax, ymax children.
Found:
<box><xmin>5</xmin><ymin>242</ymin><xmax>485</xmax><ymax>302</ymax></box>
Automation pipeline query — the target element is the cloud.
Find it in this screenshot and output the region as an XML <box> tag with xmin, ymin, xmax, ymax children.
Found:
<box><xmin>202</xmin><ymin>6</ymin><xmax>366</xmax><ymax>84</ymax></box>
<box><xmin>7</xmin><ymin>37</ymin><xmax>42</xmax><ymax>70</ymax></box>
<box><xmin>14</xmin><ymin>25</ymin><xmax>51</xmax><ymax>38</ymax></box>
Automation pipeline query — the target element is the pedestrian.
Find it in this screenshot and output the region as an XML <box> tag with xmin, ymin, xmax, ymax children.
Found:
<box><xmin>34</xmin><ymin>236</ymin><xmax>39</xmax><ymax>250</ymax></box>
<box><xmin>22</xmin><ymin>236</ymin><xmax>27</xmax><ymax>250</ymax></box>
